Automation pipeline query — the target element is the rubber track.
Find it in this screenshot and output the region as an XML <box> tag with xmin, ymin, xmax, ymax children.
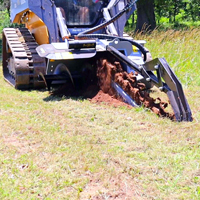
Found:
<box><xmin>3</xmin><ymin>27</ymin><xmax>46</xmax><ymax>89</ymax></box>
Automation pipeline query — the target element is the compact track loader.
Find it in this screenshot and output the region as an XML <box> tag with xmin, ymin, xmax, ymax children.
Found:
<box><xmin>2</xmin><ymin>0</ymin><xmax>192</xmax><ymax>121</ymax></box>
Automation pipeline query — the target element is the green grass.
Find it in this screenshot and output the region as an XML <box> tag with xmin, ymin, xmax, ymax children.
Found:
<box><xmin>0</xmin><ymin>29</ymin><xmax>200</xmax><ymax>199</ymax></box>
<box><xmin>131</xmin><ymin>28</ymin><xmax>200</xmax><ymax>87</ymax></box>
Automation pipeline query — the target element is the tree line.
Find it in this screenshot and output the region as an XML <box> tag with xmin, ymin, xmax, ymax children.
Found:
<box><xmin>134</xmin><ymin>0</ymin><xmax>200</xmax><ymax>31</ymax></box>
<box><xmin>0</xmin><ymin>0</ymin><xmax>200</xmax><ymax>31</ymax></box>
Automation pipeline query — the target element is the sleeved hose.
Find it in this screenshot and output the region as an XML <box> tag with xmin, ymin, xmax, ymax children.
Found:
<box><xmin>77</xmin><ymin>0</ymin><xmax>138</xmax><ymax>35</ymax></box>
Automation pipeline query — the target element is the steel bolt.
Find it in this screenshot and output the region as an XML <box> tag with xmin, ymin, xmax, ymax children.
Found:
<box><xmin>146</xmin><ymin>78</ymin><xmax>151</xmax><ymax>82</ymax></box>
<box><xmin>154</xmin><ymin>65</ymin><xmax>159</xmax><ymax>70</ymax></box>
<box><xmin>159</xmin><ymin>87</ymin><xmax>163</xmax><ymax>91</ymax></box>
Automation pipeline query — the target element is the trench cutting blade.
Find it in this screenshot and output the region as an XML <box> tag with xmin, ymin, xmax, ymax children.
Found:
<box><xmin>106</xmin><ymin>45</ymin><xmax>192</xmax><ymax>121</ymax></box>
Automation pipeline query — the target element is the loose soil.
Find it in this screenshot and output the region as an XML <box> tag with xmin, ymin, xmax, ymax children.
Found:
<box><xmin>51</xmin><ymin>57</ymin><xmax>174</xmax><ymax>120</ymax></box>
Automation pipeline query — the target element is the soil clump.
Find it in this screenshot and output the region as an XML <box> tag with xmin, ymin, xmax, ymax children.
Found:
<box><xmin>51</xmin><ymin>57</ymin><xmax>174</xmax><ymax>120</ymax></box>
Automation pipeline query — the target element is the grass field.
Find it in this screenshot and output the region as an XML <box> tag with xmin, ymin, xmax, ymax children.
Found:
<box><xmin>0</xmin><ymin>29</ymin><xmax>200</xmax><ymax>199</ymax></box>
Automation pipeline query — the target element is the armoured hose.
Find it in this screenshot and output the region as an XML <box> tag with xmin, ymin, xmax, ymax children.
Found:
<box><xmin>77</xmin><ymin>0</ymin><xmax>138</xmax><ymax>35</ymax></box>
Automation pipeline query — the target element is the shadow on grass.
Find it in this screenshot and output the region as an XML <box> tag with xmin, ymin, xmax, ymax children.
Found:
<box><xmin>43</xmin><ymin>83</ymin><xmax>99</xmax><ymax>102</ymax></box>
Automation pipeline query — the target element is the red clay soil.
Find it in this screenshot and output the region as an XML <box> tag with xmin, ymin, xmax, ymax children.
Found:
<box><xmin>91</xmin><ymin>58</ymin><xmax>175</xmax><ymax>119</ymax></box>
<box><xmin>90</xmin><ymin>90</ymin><xmax>132</xmax><ymax>108</ymax></box>
<box><xmin>51</xmin><ymin>57</ymin><xmax>174</xmax><ymax>120</ymax></box>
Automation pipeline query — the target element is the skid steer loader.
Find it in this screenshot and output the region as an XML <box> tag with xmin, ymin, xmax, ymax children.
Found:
<box><xmin>2</xmin><ymin>0</ymin><xmax>192</xmax><ymax>121</ymax></box>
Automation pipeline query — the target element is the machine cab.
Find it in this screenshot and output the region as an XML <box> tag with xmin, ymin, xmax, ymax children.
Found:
<box><xmin>54</xmin><ymin>0</ymin><xmax>106</xmax><ymax>27</ymax></box>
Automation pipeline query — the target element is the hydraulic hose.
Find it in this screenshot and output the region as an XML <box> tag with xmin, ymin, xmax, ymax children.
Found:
<box><xmin>78</xmin><ymin>0</ymin><xmax>138</xmax><ymax>35</ymax></box>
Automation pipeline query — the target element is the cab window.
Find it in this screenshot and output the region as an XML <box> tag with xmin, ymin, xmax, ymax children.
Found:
<box><xmin>55</xmin><ymin>0</ymin><xmax>103</xmax><ymax>26</ymax></box>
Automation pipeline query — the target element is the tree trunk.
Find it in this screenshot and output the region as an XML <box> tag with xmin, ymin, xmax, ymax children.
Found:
<box><xmin>131</xmin><ymin>13</ymin><xmax>135</xmax><ymax>28</ymax></box>
<box><xmin>136</xmin><ymin>0</ymin><xmax>156</xmax><ymax>33</ymax></box>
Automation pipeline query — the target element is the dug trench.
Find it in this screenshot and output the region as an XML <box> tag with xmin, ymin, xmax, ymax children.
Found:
<box><xmin>50</xmin><ymin>55</ymin><xmax>175</xmax><ymax>120</ymax></box>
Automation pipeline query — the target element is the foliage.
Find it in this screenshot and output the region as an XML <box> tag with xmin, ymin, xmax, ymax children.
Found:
<box><xmin>0</xmin><ymin>0</ymin><xmax>9</xmax><ymax>10</ymax></box>
<box><xmin>0</xmin><ymin>9</ymin><xmax>11</xmax><ymax>33</ymax></box>
<box><xmin>154</xmin><ymin>0</ymin><xmax>200</xmax><ymax>25</ymax></box>
<box><xmin>126</xmin><ymin>0</ymin><xmax>200</xmax><ymax>30</ymax></box>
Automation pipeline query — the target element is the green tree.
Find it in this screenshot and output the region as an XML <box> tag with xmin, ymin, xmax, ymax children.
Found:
<box><xmin>186</xmin><ymin>0</ymin><xmax>200</xmax><ymax>21</ymax></box>
<box><xmin>154</xmin><ymin>0</ymin><xmax>200</xmax><ymax>24</ymax></box>
<box><xmin>0</xmin><ymin>0</ymin><xmax>10</xmax><ymax>10</ymax></box>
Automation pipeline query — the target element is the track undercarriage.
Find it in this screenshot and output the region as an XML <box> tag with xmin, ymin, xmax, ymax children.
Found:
<box><xmin>2</xmin><ymin>28</ymin><xmax>46</xmax><ymax>89</ymax></box>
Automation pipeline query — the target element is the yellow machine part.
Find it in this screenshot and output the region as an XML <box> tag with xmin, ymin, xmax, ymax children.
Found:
<box><xmin>21</xmin><ymin>11</ymin><xmax>49</xmax><ymax>45</ymax></box>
